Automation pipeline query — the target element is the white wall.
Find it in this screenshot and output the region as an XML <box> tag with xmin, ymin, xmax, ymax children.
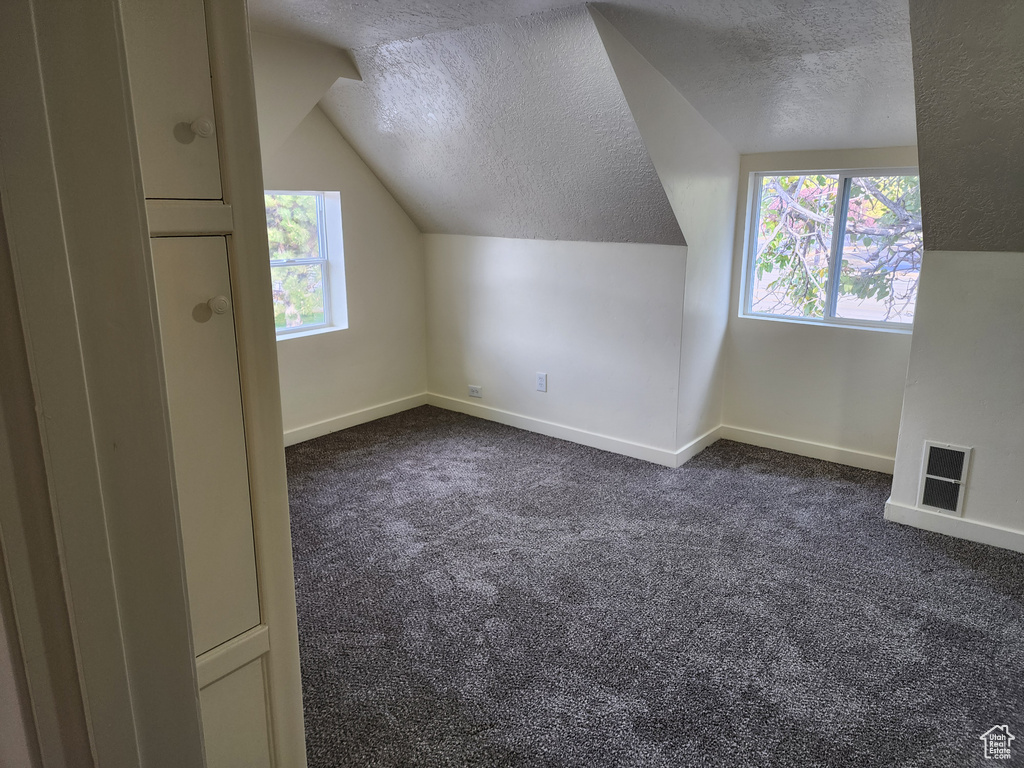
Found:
<box><xmin>591</xmin><ymin>8</ymin><xmax>739</xmax><ymax>450</ymax></box>
<box><xmin>250</xmin><ymin>31</ymin><xmax>357</xmax><ymax>159</ymax></box>
<box><xmin>425</xmin><ymin>234</ymin><xmax>688</xmax><ymax>465</ymax></box>
<box><xmin>885</xmin><ymin>2</ymin><xmax>1024</xmax><ymax>551</ymax></box>
<box><xmin>722</xmin><ymin>147</ymin><xmax>919</xmax><ymax>472</ymax></box>
<box><xmin>262</xmin><ymin>107</ymin><xmax>427</xmax><ymax>443</ymax></box>
<box><xmin>258</xmin><ymin>31</ymin><xmax>916</xmax><ymax>480</ymax></box>
<box><xmin>886</xmin><ymin>251</ymin><xmax>1024</xmax><ymax>550</ymax></box>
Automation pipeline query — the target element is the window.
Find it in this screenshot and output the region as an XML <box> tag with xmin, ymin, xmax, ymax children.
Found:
<box><xmin>264</xmin><ymin>190</ymin><xmax>347</xmax><ymax>336</ymax></box>
<box><xmin>744</xmin><ymin>169</ymin><xmax>922</xmax><ymax>328</ymax></box>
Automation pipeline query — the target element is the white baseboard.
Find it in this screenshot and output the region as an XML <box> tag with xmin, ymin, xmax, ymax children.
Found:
<box><xmin>283</xmin><ymin>397</ymin><xmax>893</xmax><ymax>477</ymax></box>
<box><xmin>425</xmin><ymin>393</ymin><xmax>718</xmax><ymax>468</ymax></box>
<box><xmin>884</xmin><ymin>500</ymin><xmax>1024</xmax><ymax>554</ymax></box>
<box><xmin>283</xmin><ymin>394</ymin><xmax>428</xmax><ymax>447</ymax></box>
<box><xmin>719</xmin><ymin>425</ymin><xmax>895</xmax><ymax>474</ymax></box>
<box><xmin>675</xmin><ymin>426</ymin><xmax>723</xmax><ymax>467</ymax></box>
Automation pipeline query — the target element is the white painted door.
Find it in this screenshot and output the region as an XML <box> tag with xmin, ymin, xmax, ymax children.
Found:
<box><xmin>151</xmin><ymin>236</ymin><xmax>260</xmax><ymax>655</ymax></box>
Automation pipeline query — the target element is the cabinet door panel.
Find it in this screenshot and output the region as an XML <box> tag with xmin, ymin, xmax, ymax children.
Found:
<box><xmin>152</xmin><ymin>237</ymin><xmax>259</xmax><ymax>654</ymax></box>
<box><xmin>122</xmin><ymin>0</ymin><xmax>223</xmax><ymax>199</ymax></box>
<box><xmin>200</xmin><ymin>660</ymin><xmax>272</xmax><ymax>768</ymax></box>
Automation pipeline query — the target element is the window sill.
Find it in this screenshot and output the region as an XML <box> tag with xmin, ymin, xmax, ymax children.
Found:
<box><xmin>275</xmin><ymin>325</ymin><xmax>348</xmax><ymax>342</ymax></box>
<box><xmin>738</xmin><ymin>312</ymin><xmax>913</xmax><ymax>335</ymax></box>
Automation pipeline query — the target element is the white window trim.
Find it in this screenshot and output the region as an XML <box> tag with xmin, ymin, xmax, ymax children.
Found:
<box><xmin>740</xmin><ymin>166</ymin><xmax>919</xmax><ymax>332</ymax></box>
<box><xmin>266</xmin><ymin>189</ymin><xmax>347</xmax><ymax>338</ymax></box>
<box><xmin>274</xmin><ymin>324</ymin><xmax>345</xmax><ymax>342</ymax></box>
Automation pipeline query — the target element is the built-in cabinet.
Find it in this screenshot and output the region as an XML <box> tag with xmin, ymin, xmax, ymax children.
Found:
<box><xmin>120</xmin><ymin>0</ymin><xmax>305</xmax><ymax>765</ymax></box>
<box><xmin>121</xmin><ymin>0</ymin><xmax>223</xmax><ymax>199</ymax></box>
<box><xmin>151</xmin><ymin>236</ymin><xmax>260</xmax><ymax>656</ymax></box>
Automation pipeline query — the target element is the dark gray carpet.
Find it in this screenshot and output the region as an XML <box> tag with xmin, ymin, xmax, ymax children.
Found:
<box><xmin>285</xmin><ymin>406</ymin><xmax>1024</xmax><ymax>767</ymax></box>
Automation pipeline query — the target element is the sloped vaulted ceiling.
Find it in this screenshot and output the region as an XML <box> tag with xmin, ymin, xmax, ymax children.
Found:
<box><xmin>595</xmin><ymin>0</ymin><xmax>917</xmax><ymax>154</ymax></box>
<box><xmin>316</xmin><ymin>6</ymin><xmax>685</xmax><ymax>243</ymax></box>
<box><xmin>248</xmin><ymin>0</ymin><xmax>919</xmax><ymax>242</ymax></box>
<box><xmin>249</xmin><ymin>0</ymin><xmax>919</xmax><ymax>156</ymax></box>
<box><xmin>248</xmin><ymin>0</ymin><xmax>585</xmax><ymax>49</ymax></box>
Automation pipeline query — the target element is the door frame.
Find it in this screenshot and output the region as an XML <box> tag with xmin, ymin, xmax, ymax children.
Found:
<box><xmin>0</xmin><ymin>0</ymin><xmax>205</xmax><ymax>764</ymax></box>
<box><xmin>0</xmin><ymin>1</ymin><xmax>308</xmax><ymax>765</ymax></box>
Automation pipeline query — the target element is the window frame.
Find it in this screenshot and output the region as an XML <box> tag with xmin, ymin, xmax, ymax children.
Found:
<box><xmin>741</xmin><ymin>166</ymin><xmax>920</xmax><ymax>332</ymax></box>
<box><xmin>265</xmin><ymin>189</ymin><xmax>347</xmax><ymax>338</ymax></box>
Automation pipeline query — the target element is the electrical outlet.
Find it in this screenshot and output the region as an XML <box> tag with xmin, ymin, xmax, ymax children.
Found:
<box><xmin>468</xmin><ymin>385</ymin><xmax>482</xmax><ymax>398</ymax></box>
<box><xmin>536</xmin><ymin>372</ymin><xmax>547</xmax><ymax>392</ymax></box>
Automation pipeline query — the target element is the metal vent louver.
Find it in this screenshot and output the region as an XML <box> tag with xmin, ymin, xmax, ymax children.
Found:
<box><xmin>918</xmin><ymin>442</ymin><xmax>971</xmax><ymax>515</ymax></box>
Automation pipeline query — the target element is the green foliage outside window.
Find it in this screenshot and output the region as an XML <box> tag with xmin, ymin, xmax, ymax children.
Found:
<box><xmin>752</xmin><ymin>173</ymin><xmax>922</xmax><ymax>324</ymax></box>
<box><xmin>839</xmin><ymin>176</ymin><xmax>922</xmax><ymax>321</ymax></box>
<box><xmin>754</xmin><ymin>174</ymin><xmax>837</xmax><ymax>318</ymax></box>
<box><xmin>265</xmin><ymin>193</ymin><xmax>327</xmax><ymax>330</ymax></box>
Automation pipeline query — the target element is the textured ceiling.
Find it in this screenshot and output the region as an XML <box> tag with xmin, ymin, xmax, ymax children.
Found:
<box><xmin>247</xmin><ymin>0</ymin><xmax>582</xmax><ymax>50</ymax></box>
<box><xmin>908</xmin><ymin>0</ymin><xmax>1024</xmax><ymax>252</ymax></box>
<box><xmin>249</xmin><ymin>0</ymin><xmax>919</xmax><ymax>154</ymax></box>
<box><xmin>316</xmin><ymin>6</ymin><xmax>685</xmax><ymax>242</ymax></box>
<box><xmin>596</xmin><ymin>0</ymin><xmax>917</xmax><ymax>153</ymax></box>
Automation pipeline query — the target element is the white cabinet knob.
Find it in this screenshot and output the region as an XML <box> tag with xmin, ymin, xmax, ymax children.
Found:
<box><xmin>190</xmin><ymin>116</ymin><xmax>215</xmax><ymax>139</ymax></box>
<box><xmin>207</xmin><ymin>295</ymin><xmax>230</xmax><ymax>315</ymax></box>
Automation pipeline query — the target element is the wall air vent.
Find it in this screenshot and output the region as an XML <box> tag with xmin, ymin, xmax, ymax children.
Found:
<box><xmin>918</xmin><ymin>442</ymin><xmax>972</xmax><ymax>515</ymax></box>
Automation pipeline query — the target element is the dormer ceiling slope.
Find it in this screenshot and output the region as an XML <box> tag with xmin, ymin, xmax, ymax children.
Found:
<box><xmin>248</xmin><ymin>0</ymin><xmax>585</xmax><ymax>50</ymax></box>
<box><xmin>596</xmin><ymin>0</ymin><xmax>917</xmax><ymax>153</ymax></box>
<box><xmin>316</xmin><ymin>6</ymin><xmax>684</xmax><ymax>242</ymax></box>
<box><xmin>249</xmin><ymin>0</ymin><xmax>918</xmax><ymax>155</ymax></box>
<box><xmin>248</xmin><ymin>0</ymin><xmax>919</xmax><ymax>240</ymax></box>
